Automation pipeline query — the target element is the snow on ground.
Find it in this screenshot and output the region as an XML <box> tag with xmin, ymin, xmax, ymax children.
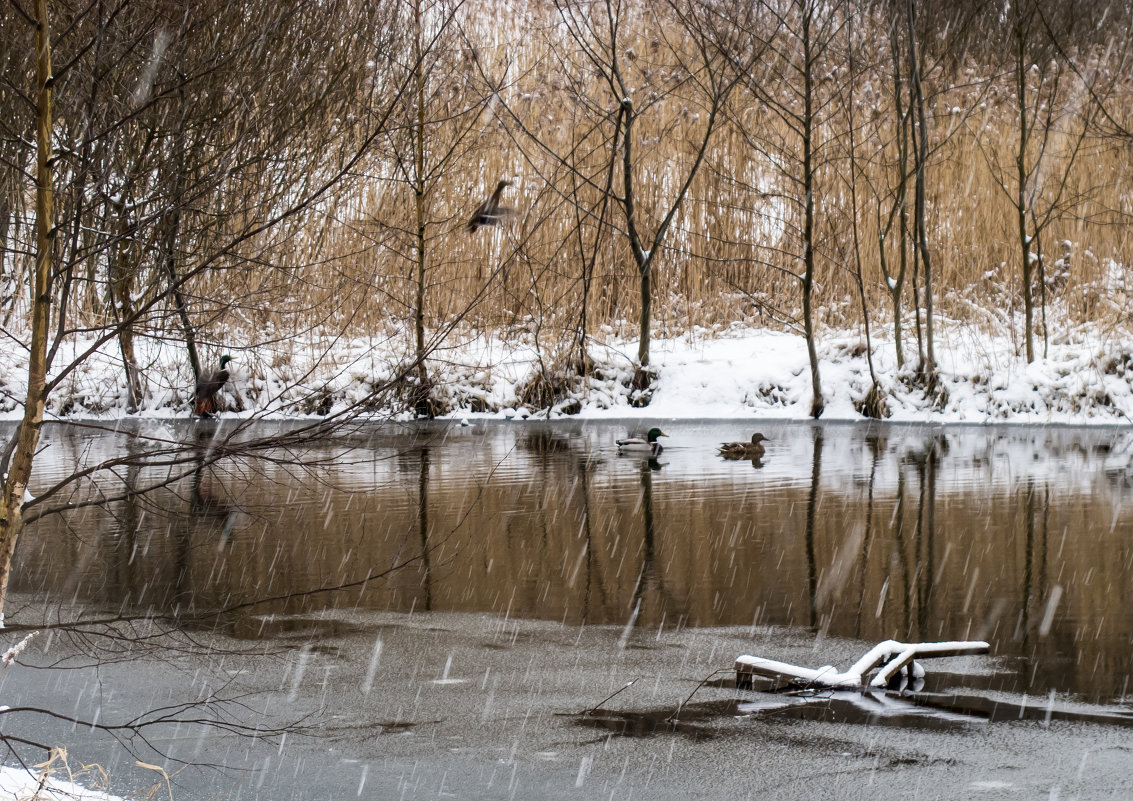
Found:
<box><xmin>0</xmin><ymin>765</ymin><xmax>124</xmax><ymax>801</ymax></box>
<box><xmin>2</xmin><ymin>634</ymin><xmax>125</xmax><ymax>800</ymax></box>
<box><xmin>1</xmin><ymin>321</ymin><xmax>1131</xmax><ymax>423</ymax></box>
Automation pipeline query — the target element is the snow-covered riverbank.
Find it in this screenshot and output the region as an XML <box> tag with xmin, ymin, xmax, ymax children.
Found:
<box><xmin>3</xmin><ymin>323</ymin><xmax>1132</xmax><ymax>424</ymax></box>
<box><xmin>0</xmin><ymin>765</ymin><xmax>124</xmax><ymax>801</ymax></box>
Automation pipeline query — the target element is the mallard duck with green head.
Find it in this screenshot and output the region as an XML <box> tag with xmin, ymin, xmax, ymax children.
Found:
<box><xmin>617</xmin><ymin>427</ymin><xmax>668</xmax><ymax>456</ymax></box>
<box><xmin>194</xmin><ymin>355</ymin><xmax>232</xmax><ymax>418</ymax></box>
<box><xmin>718</xmin><ymin>432</ymin><xmax>768</xmax><ymax>459</ymax></box>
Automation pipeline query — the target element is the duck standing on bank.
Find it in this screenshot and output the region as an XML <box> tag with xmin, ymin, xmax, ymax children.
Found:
<box><xmin>194</xmin><ymin>355</ymin><xmax>232</xmax><ymax>418</ymax></box>
<box><xmin>617</xmin><ymin>427</ymin><xmax>668</xmax><ymax>457</ymax></box>
<box><xmin>718</xmin><ymin>432</ymin><xmax>768</xmax><ymax>459</ymax></box>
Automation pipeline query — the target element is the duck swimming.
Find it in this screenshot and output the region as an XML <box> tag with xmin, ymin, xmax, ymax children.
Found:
<box><xmin>718</xmin><ymin>432</ymin><xmax>768</xmax><ymax>459</ymax></box>
<box><xmin>617</xmin><ymin>427</ymin><xmax>668</xmax><ymax>457</ymax></box>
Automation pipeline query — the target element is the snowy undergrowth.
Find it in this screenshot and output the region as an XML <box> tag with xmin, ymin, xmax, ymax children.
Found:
<box><xmin>1</xmin><ymin>321</ymin><xmax>1132</xmax><ymax>423</ymax></box>
<box><xmin>0</xmin><ymin>764</ymin><xmax>125</xmax><ymax>801</ymax></box>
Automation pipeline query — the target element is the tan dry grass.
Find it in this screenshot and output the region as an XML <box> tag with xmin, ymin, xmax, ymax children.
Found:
<box><xmin>177</xmin><ymin>0</ymin><xmax>1133</xmax><ymax>359</ymax></box>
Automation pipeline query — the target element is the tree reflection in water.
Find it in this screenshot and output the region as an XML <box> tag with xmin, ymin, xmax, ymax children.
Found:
<box><xmin>14</xmin><ymin>421</ymin><xmax>1133</xmax><ymax>703</ymax></box>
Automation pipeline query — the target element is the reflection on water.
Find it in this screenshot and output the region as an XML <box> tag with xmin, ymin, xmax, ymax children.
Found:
<box><xmin>11</xmin><ymin>419</ymin><xmax>1133</xmax><ymax>704</ymax></box>
<box><xmin>581</xmin><ymin>680</ymin><xmax>1133</xmax><ymax>739</ymax></box>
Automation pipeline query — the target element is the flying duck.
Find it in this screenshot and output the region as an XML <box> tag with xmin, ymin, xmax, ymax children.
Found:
<box><xmin>467</xmin><ymin>179</ymin><xmax>514</xmax><ymax>232</ymax></box>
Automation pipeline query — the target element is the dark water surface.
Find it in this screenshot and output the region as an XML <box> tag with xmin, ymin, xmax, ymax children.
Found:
<box><xmin>13</xmin><ymin>419</ymin><xmax>1133</xmax><ymax>705</ymax></box>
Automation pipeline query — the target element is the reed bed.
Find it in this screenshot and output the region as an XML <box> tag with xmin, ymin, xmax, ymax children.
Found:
<box><xmin>270</xmin><ymin>1</ymin><xmax>1133</xmax><ymax>352</ymax></box>
<box><xmin>6</xmin><ymin>0</ymin><xmax>1133</xmax><ymax>396</ymax></box>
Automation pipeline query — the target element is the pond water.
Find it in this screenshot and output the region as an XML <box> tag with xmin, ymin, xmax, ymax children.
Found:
<box><xmin>12</xmin><ymin>419</ymin><xmax>1133</xmax><ymax>705</ymax></box>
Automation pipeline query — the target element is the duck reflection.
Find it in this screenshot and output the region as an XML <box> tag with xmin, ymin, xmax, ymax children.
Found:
<box><xmin>113</xmin><ymin>426</ymin><xmax>247</xmax><ymax>613</ymax></box>
<box><xmin>188</xmin><ymin>430</ymin><xmax>244</xmax><ymax>550</ymax></box>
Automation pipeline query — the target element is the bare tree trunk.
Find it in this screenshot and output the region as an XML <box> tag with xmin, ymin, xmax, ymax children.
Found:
<box><xmin>620</xmin><ymin>98</ymin><xmax>654</xmax><ymax>374</ymax></box>
<box><xmin>801</xmin><ymin>1</ymin><xmax>823</xmax><ymax>418</ymax></box>
<box><xmin>895</xmin><ymin>167</ymin><xmax>910</xmax><ymax>368</ymax></box>
<box><xmin>109</xmin><ymin>197</ymin><xmax>143</xmax><ymax>412</ymax></box>
<box><xmin>571</xmin><ymin>109</ymin><xmax>621</xmax><ymax>377</ymax></box>
<box><xmin>636</xmin><ymin>254</ymin><xmax>652</xmax><ymax>370</ymax></box>
<box><xmin>906</xmin><ymin>0</ymin><xmax>935</xmax><ymax>380</ymax></box>
<box><xmin>885</xmin><ymin>10</ymin><xmax>910</xmax><ymax>370</ymax></box>
<box><xmin>846</xmin><ymin>15</ymin><xmax>886</xmax><ymax>418</ymax></box>
<box><xmin>0</xmin><ymin>0</ymin><xmax>54</xmax><ymax>620</ymax></box>
<box><xmin>910</xmin><ymin>227</ymin><xmax>925</xmax><ymax>368</ymax></box>
<box><xmin>0</xmin><ymin>166</ymin><xmax>12</xmax><ymax>319</ymax></box>
<box><xmin>163</xmin><ymin>210</ymin><xmax>199</xmax><ymax>381</ymax></box>
<box><xmin>164</xmin><ymin>88</ymin><xmax>201</xmax><ymax>382</ymax></box>
<box><xmin>1034</xmin><ymin>219</ymin><xmax>1049</xmax><ymax>359</ymax></box>
<box><xmin>1015</xmin><ymin>18</ymin><xmax>1036</xmax><ymax>363</ymax></box>
<box><xmin>412</xmin><ymin>0</ymin><xmax>431</xmax><ymax>416</ymax></box>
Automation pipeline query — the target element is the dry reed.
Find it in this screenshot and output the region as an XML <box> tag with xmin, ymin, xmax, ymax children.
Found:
<box><xmin>20</xmin><ymin>0</ymin><xmax>1133</xmax><ymax>377</ymax></box>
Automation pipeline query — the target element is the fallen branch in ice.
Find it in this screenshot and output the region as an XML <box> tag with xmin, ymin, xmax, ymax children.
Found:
<box><xmin>735</xmin><ymin>639</ymin><xmax>989</xmax><ymax>690</ymax></box>
<box><xmin>667</xmin><ymin>668</ymin><xmax>733</xmax><ymax>723</ymax></box>
<box><xmin>586</xmin><ymin>678</ymin><xmax>638</xmax><ymax>715</ymax></box>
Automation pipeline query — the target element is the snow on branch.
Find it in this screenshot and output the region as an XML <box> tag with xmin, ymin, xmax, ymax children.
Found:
<box><xmin>735</xmin><ymin>639</ymin><xmax>989</xmax><ymax>690</ymax></box>
<box><xmin>2</xmin><ymin>631</ymin><xmax>38</xmax><ymax>668</ymax></box>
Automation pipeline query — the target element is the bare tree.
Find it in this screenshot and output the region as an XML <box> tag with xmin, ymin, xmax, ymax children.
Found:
<box><xmin>904</xmin><ymin>0</ymin><xmax>937</xmax><ymax>383</ymax></box>
<box><xmin>977</xmin><ymin>0</ymin><xmax>1098</xmax><ymax>362</ymax></box>
<box><xmin>0</xmin><ymin>0</ymin><xmax>56</xmax><ymax>625</ymax></box>
<box><xmin>875</xmin><ymin>2</ymin><xmax>913</xmax><ymax>371</ymax></box>
<box><xmin>729</xmin><ymin>0</ymin><xmax>847</xmax><ymax>419</ymax></box>
<box><xmin>550</xmin><ymin>0</ymin><xmax>741</xmax><ymax>393</ymax></box>
<box><xmin>0</xmin><ymin>0</ymin><xmax>407</xmax><ymax>619</ymax></box>
<box><xmin>364</xmin><ymin>0</ymin><xmax>498</xmax><ymax>416</ymax></box>
<box><xmin>840</xmin><ymin>5</ymin><xmax>888</xmax><ymax>417</ymax></box>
